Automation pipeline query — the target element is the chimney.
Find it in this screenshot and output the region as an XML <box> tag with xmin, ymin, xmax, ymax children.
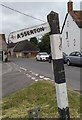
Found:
<box><xmin>67</xmin><ymin>0</ymin><xmax>73</xmax><ymax>13</ymax></box>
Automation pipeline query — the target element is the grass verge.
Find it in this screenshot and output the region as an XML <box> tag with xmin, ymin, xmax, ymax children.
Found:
<box><xmin>1</xmin><ymin>80</ymin><xmax>81</xmax><ymax>119</ymax></box>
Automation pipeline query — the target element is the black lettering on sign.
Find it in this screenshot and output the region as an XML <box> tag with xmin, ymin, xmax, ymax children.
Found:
<box><xmin>24</xmin><ymin>31</ymin><xmax>27</xmax><ymax>36</ymax></box>
<box><xmin>30</xmin><ymin>30</ymin><xmax>34</xmax><ymax>34</ymax></box>
<box><xmin>40</xmin><ymin>27</ymin><xmax>44</xmax><ymax>31</ymax></box>
<box><xmin>16</xmin><ymin>26</ymin><xmax>45</xmax><ymax>39</ymax></box>
<box><xmin>27</xmin><ymin>31</ymin><xmax>30</xmax><ymax>35</ymax></box>
<box><xmin>37</xmin><ymin>28</ymin><xmax>40</xmax><ymax>32</ymax></box>
<box><xmin>21</xmin><ymin>33</ymin><xmax>24</xmax><ymax>38</ymax></box>
<box><xmin>33</xmin><ymin>29</ymin><xmax>37</xmax><ymax>33</ymax></box>
<box><xmin>17</xmin><ymin>34</ymin><xmax>21</xmax><ymax>39</ymax></box>
<box><xmin>37</xmin><ymin>27</ymin><xmax>44</xmax><ymax>33</ymax></box>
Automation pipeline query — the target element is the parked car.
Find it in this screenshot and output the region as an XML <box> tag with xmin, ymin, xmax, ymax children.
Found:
<box><xmin>63</xmin><ymin>52</ymin><xmax>68</xmax><ymax>63</ymax></box>
<box><xmin>65</xmin><ymin>51</ymin><xmax>82</xmax><ymax>66</ymax></box>
<box><xmin>48</xmin><ymin>53</ymin><xmax>52</xmax><ymax>63</ymax></box>
<box><xmin>0</xmin><ymin>51</ymin><xmax>2</xmax><ymax>61</ymax></box>
<box><xmin>36</xmin><ymin>52</ymin><xmax>49</xmax><ymax>61</ymax></box>
<box><xmin>48</xmin><ymin>52</ymin><xmax>67</xmax><ymax>63</ymax></box>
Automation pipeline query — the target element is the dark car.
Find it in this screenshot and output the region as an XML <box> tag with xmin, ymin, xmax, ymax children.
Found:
<box><xmin>65</xmin><ymin>51</ymin><xmax>82</xmax><ymax>66</ymax></box>
<box><xmin>48</xmin><ymin>52</ymin><xmax>67</xmax><ymax>63</ymax></box>
<box><xmin>63</xmin><ymin>52</ymin><xmax>68</xmax><ymax>63</ymax></box>
<box><xmin>48</xmin><ymin>53</ymin><xmax>52</xmax><ymax>63</ymax></box>
<box><xmin>0</xmin><ymin>51</ymin><xmax>2</xmax><ymax>61</ymax></box>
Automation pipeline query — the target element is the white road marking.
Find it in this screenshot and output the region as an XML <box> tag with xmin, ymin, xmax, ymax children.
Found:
<box><xmin>12</xmin><ymin>64</ymin><xmax>53</xmax><ymax>83</ymax></box>
<box><xmin>35</xmin><ymin>74</ymin><xmax>38</xmax><ymax>76</ymax></box>
<box><xmin>20</xmin><ymin>67</ymin><xmax>27</xmax><ymax>71</ymax></box>
<box><xmin>44</xmin><ymin>77</ymin><xmax>50</xmax><ymax>80</ymax></box>
<box><xmin>28</xmin><ymin>75</ymin><xmax>31</xmax><ymax>78</ymax></box>
<box><xmin>35</xmin><ymin>79</ymin><xmax>38</xmax><ymax>82</ymax></box>
<box><xmin>31</xmin><ymin>77</ymin><xmax>36</xmax><ymax>80</ymax></box>
<box><xmin>39</xmin><ymin>76</ymin><xmax>44</xmax><ymax>79</ymax></box>
<box><xmin>0</xmin><ymin>63</ymin><xmax>12</xmax><ymax>76</ymax></box>
<box><xmin>18</xmin><ymin>70</ymin><xmax>21</xmax><ymax>72</ymax></box>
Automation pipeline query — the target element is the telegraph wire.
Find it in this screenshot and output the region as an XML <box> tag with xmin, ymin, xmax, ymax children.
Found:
<box><xmin>0</xmin><ymin>3</ymin><xmax>45</xmax><ymax>22</ymax></box>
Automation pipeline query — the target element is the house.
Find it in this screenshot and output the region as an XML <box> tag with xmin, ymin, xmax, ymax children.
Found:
<box><xmin>0</xmin><ymin>34</ymin><xmax>7</xmax><ymax>61</ymax></box>
<box><xmin>8</xmin><ymin>40</ymin><xmax>40</xmax><ymax>58</ymax></box>
<box><xmin>61</xmin><ymin>0</ymin><xmax>82</xmax><ymax>55</ymax></box>
<box><xmin>7</xmin><ymin>42</ymin><xmax>17</xmax><ymax>57</ymax></box>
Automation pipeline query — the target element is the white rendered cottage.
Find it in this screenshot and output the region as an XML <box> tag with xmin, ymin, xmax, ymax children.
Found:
<box><xmin>61</xmin><ymin>0</ymin><xmax>82</xmax><ymax>55</ymax></box>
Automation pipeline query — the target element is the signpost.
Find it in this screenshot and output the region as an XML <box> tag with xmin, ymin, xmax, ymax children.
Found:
<box><xmin>8</xmin><ymin>11</ymin><xmax>70</xmax><ymax>119</ymax></box>
<box><xmin>8</xmin><ymin>22</ymin><xmax>50</xmax><ymax>43</ymax></box>
<box><xmin>47</xmin><ymin>11</ymin><xmax>70</xmax><ymax>119</ymax></box>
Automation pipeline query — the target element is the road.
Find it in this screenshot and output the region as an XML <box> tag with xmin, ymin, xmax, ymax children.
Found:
<box><xmin>2</xmin><ymin>62</ymin><xmax>35</xmax><ymax>97</ymax></box>
<box><xmin>12</xmin><ymin>58</ymin><xmax>81</xmax><ymax>91</ymax></box>
<box><xmin>2</xmin><ymin>58</ymin><xmax>81</xmax><ymax>97</ymax></box>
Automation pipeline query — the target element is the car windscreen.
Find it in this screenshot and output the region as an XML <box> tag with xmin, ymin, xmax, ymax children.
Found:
<box><xmin>39</xmin><ymin>53</ymin><xmax>48</xmax><ymax>55</ymax></box>
<box><xmin>81</xmin><ymin>52</ymin><xmax>82</xmax><ymax>56</ymax></box>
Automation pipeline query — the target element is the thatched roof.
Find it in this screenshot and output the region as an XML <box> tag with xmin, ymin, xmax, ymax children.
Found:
<box><xmin>13</xmin><ymin>40</ymin><xmax>39</xmax><ymax>52</ymax></box>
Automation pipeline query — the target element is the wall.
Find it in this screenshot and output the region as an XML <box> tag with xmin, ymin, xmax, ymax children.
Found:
<box><xmin>15</xmin><ymin>52</ymin><xmax>22</xmax><ymax>58</ymax></box>
<box><xmin>0</xmin><ymin>35</ymin><xmax>2</xmax><ymax>51</ymax></box>
<box><xmin>80</xmin><ymin>28</ymin><xmax>82</xmax><ymax>52</ymax></box>
<box><xmin>0</xmin><ymin>34</ymin><xmax>7</xmax><ymax>51</ymax></box>
<box><xmin>9</xmin><ymin>47</ymin><xmax>16</xmax><ymax>56</ymax></box>
<box><xmin>14</xmin><ymin>52</ymin><xmax>38</xmax><ymax>58</ymax></box>
<box><xmin>0</xmin><ymin>34</ymin><xmax>7</xmax><ymax>61</ymax></box>
<box><xmin>61</xmin><ymin>14</ymin><xmax>80</xmax><ymax>55</ymax></box>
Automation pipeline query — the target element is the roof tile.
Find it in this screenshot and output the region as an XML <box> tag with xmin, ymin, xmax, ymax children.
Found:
<box><xmin>70</xmin><ymin>11</ymin><xmax>82</xmax><ymax>28</ymax></box>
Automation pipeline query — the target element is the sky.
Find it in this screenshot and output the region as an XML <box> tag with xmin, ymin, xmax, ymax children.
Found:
<box><xmin>0</xmin><ymin>0</ymin><xmax>81</xmax><ymax>41</ymax></box>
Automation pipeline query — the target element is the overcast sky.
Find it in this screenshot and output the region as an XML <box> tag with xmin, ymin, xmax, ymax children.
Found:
<box><xmin>0</xmin><ymin>0</ymin><xmax>81</xmax><ymax>40</ymax></box>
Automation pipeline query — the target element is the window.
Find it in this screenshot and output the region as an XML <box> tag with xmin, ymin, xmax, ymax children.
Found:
<box><xmin>66</xmin><ymin>32</ymin><xmax>68</xmax><ymax>39</ymax></box>
<box><xmin>73</xmin><ymin>39</ymin><xmax>76</xmax><ymax>46</ymax></box>
<box><xmin>70</xmin><ymin>52</ymin><xmax>76</xmax><ymax>56</ymax></box>
<box><xmin>67</xmin><ymin>21</ymin><xmax>69</xmax><ymax>27</ymax></box>
<box><xmin>75</xmin><ymin>52</ymin><xmax>81</xmax><ymax>56</ymax></box>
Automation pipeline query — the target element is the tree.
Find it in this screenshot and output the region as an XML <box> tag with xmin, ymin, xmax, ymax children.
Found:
<box><xmin>38</xmin><ymin>33</ymin><xmax>51</xmax><ymax>54</ymax></box>
<box><xmin>30</xmin><ymin>37</ymin><xmax>38</xmax><ymax>45</ymax></box>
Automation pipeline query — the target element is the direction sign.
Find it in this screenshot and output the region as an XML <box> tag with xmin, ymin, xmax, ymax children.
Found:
<box><xmin>8</xmin><ymin>22</ymin><xmax>50</xmax><ymax>43</ymax></box>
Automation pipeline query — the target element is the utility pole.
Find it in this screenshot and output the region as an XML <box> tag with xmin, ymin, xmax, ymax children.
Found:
<box><xmin>47</xmin><ymin>11</ymin><xmax>70</xmax><ymax>120</ymax></box>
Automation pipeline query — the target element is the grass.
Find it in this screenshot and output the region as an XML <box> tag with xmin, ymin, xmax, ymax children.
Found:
<box><xmin>1</xmin><ymin>80</ymin><xmax>81</xmax><ymax>119</ymax></box>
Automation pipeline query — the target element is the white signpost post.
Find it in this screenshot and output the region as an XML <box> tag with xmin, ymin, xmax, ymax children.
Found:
<box><xmin>47</xmin><ymin>11</ymin><xmax>70</xmax><ymax>119</ymax></box>
<box><xmin>8</xmin><ymin>22</ymin><xmax>50</xmax><ymax>43</ymax></box>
